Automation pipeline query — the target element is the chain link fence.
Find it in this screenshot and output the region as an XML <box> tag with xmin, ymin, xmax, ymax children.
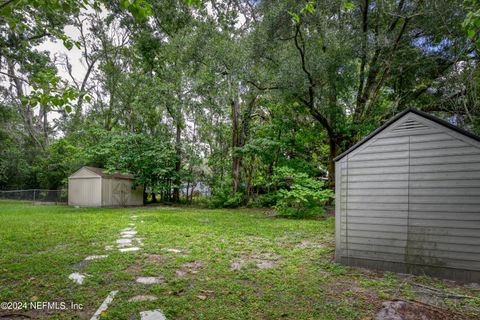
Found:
<box><xmin>0</xmin><ymin>189</ymin><xmax>68</xmax><ymax>204</ymax></box>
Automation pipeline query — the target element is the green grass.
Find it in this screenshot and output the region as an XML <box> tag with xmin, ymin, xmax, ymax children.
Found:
<box><xmin>0</xmin><ymin>201</ymin><xmax>478</xmax><ymax>319</ymax></box>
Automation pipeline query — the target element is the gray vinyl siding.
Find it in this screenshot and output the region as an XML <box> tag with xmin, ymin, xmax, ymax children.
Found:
<box><xmin>335</xmin><ymin>112</ymin><xmax>480</xmax><ymax>282</ymax></box>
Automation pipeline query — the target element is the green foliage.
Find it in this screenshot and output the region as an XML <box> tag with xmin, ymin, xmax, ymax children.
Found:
<box><xmin>463</xmin><ymin>0</ymin><xmax>480</xmax><ymax>48</ymax></box>
<box><xmin>317</xmin><ymin>261</ymin><xmax>347</xmax><ymax>276</ymax></box>
<box><xmin>273</xmin><ymin>167</ymin><xmax>334</xmax><ymax>218</ymax></box>
<box><xmin>1</xmin><ymin>0</ymin><xmax>479</xmax><ymax>212</ymax></box>
<box><xmin>184</xmin><ymin>0</ymin><xmax>200</xmax><ymax>8</ymax></box>
<box><xmin>253</xmin><ymin>193</ymin><xmax>279</xmax><ymax>208</ymax></box>
<box><xmin>342</xmin><ymin>1</ymin><xmax>355</xmax><ymax>10</ymax></box>
<box><xmin>86</xmin><ymin>132</ymin><xmax>177</xmax><ymax>194</ymax></box>
<box><xmin>35</xmin><ymin>139</ymin><xmax>81</xmax><ymax>189</ymax></box>
<box><xmin>208</xmin><ymin>189</ymin><xmax>244</xmax><ymax>209</ymax></box>
<box><xmin>119</xmin><ymin>0</ymin><xmax>153</xmax><ymax>21</ymax></box>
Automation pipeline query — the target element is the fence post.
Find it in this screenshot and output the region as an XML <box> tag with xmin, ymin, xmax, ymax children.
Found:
<box><xmin>33</xmin><ymin>189</ymin><xmax>36</xmax><ymax>204</ymax></box>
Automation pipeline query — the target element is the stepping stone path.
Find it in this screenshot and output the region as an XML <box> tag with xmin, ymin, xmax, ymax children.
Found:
<box><xmin>136</xmin><ymin>276</ymin><xmax>165</xmax><ymax>284</ymax></box>
<box><xmin>140</xmin><ymin>309</ymin><xmax>167</xmax><ymax>320</ymax></box>
<box><xmin>116</xmin><ymin>238</ymin><xmax>133</xmax><ymax>246</ymax></box>
<box><xmin>68</xmin><ymin>272</ymin><xmax>87</xmax><ymax>284</ymax></box>
<box><xmin>162</xmin><ymin>248</ymin><xmax>183</xmax><ymax>253</ymax></box>
<box><xmin>70</xmin><ymin>255</ymin><xmax>108</xmax><ymax>284</ymax></box>
<box><xmin>85</xmin><ymin>255</ymin><xmax>108</xmax><ymax>261</ymax></box>
<box><xmin>90</xmin><ymin>290</ymin><xmax>118</xmax><ymax>320</ymax></box>
<box><xmin>68</xmin><ymin>212</ymin><xmax>169</xmax><ymax>319</ymax></box>
<box><xmin>120</xmin><ymin>247</ymin><xmax>141</xmax><ymax>252</ymax></box>
<box><xmin>116</xmin><ymin>217</ymin><xmax>143</xmax><ymax>252</ymax></box>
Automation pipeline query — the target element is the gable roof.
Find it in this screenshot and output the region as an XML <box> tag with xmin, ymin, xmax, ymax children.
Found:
<box><xmin>334</xmin><ymin>108</ymin><xmax>480</xmax><ymax>162</ymax></box>
<box><xmin>73</xmin><ymin>166</ymin><xmax>135</xmax><ymax>180</ymax></box>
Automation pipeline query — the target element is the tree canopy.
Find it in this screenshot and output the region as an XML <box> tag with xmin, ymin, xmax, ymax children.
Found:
<box><xmin>1</xmin><ymin>0</ymin><xmax>479</xmax><ymax>214</ymax></box>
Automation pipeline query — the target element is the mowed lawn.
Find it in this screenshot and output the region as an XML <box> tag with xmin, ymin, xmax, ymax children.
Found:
<box><xmin>0</xmin><ymin>201</ymin><xmax>479</xmax><ymax>319</ymax></box>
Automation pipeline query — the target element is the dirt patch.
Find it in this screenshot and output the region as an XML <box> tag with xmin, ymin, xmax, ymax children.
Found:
<box><xmin>230</xmin><ymin>252</ymin><xmax>282</xmax><ymax>271</ymax></box>
<box><xmin>145</xmin><ymin>254</ymin><xmax>167</xmax><ymax>264</ymax></box>
<box><xmin>327</xmin><ymin>279</ymin><xmax>380</xmax><ymax>305</ymax></box>
<box><xmin>126</xmin><ymin>261</ymin><xmax>143</xmax><ymax>274</ymax></box>
<box><xmin>236</xmin><ymin>236</ymin><xmax>272</xmax><ymax>246</ymax></box>
<box><xmin>298</xmin><ymin>240</ymin><xmax>328</xmax><ymax>248</ymax></box>
<box><xmin>176</xmin><ymin>260</ymin><xmax>204</xmax><ymax>278</ymax></box>
<box><xmin>376</xmin><ymin>300</ymin><xmax>469</xmax><ymax>320</ymax></box>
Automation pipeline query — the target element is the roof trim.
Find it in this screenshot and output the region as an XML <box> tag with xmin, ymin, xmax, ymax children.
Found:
<box><xmin>70</xmin><ymin>166</ymin><xmax>135</xmax><ymax>180</ymax></box>
<box><xmin>334</xmin><ymin>108</ymin><xmax>480</xmax><ymax>162</ymax></box>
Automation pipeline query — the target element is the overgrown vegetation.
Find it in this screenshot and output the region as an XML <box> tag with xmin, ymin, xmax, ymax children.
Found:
<box><xmin>273</xmin><ymin>167</ymin><xmax>334</xmax><ymax>218</ymax></box>
<box><xmin>1</xmin><ymin>0</ymin><xmax>480</xmax><ymax>212</ymax></box>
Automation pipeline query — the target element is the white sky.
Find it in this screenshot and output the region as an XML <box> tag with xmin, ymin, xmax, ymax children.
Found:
<box><xmin>31</xmin><ymin>4</ymin><xmax>247</xmax><ymax>126</ymax></box>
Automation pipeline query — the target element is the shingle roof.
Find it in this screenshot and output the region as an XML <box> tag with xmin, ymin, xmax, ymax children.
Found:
<box><xmin>334</xmin><ymin>108</ymin><xmax>480</xmax><ymax>162</ymax></box>
<box><xmin>83</xmin><ymin>166</ymin><xmax>135</xmax><ymax>180</ymax></box>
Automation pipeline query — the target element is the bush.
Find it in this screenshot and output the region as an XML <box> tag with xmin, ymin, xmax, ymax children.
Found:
<box><xmin>208</xmin><ymin>189</ymin><xmax>244</xmax><ymax>208</ymax></box>
<box><xmin>252</xmin><ymin>193</ymin><xmax>279</xmax><ymax>207</ymax></box>
<box><xmin>273</xmin><ymin>167</ymin><xmax>334</xmax><ymax>218</ymax></box>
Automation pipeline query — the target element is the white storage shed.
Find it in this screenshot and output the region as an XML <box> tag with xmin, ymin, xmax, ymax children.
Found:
<box><xmin>335</xmin><ymin>108</ymin><xmax>480</xmax><ymax>282</ymax></box>
<box><xmin>68</xmin><ymin>166</ymin><xmax>143</xmax><ymax>207</ymax></box>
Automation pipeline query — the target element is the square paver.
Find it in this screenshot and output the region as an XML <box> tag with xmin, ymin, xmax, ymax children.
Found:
<box><xmin>140</xmin><ymin>309</ymin><xmax>166</xmax><ymax>320</ymax></box>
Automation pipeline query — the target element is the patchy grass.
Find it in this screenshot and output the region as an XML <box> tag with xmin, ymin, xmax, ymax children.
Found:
<box><xmin>0</xmin><ymin>200</ymin><xmax>478</xmax><ymax>319</ymax></box>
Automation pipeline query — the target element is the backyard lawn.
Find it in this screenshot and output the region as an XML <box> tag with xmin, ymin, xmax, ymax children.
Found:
<box><xmin>0</xmin><ymin>201</ymin><xmax>479</xmax><ymax>320</ymax></box>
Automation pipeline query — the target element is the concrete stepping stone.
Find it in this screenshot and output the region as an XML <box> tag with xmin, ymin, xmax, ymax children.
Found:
<box><xmin>121</xmin><ymin>231</ymin><xmax>137</xmax><ymax>236</ymax></box>
<box><xmin>105</xmin><ymin>245</ymin><xmax>114</xmax><ymax>251</ymax></box>
<box><xmin>90</xmin><ymin>290</ymin><xmax>118</xmax><ymax>320</ymax></box>
<box><xmin>136</xmin><ymin>276</ymin><xmax>165</xmax><ymax>284</ymax></box>
<box><xmin>85</xmin><ymin>255</ymin><xmax>108</xmax><ymax>261</ymax></box>
<box><xmin>121</xmin><ymin>227</ymin><xmax>134</xmax><ymax>232</ymax></box>
<box><xmin>119</xmin><ymin>247</ymin><xmax>141</xmax><ymax>252</ymax></box>
<box><xmin>162</xmin><ymin>248</ymin><xmax>183</xmax><ymax>253</ymax></box>
<box><xmin>68</xmin><ymin>272</ymin><xmax>87</xmax><ymax>285</ymax></box>
<box><xmin>128</xmin><ymin>295</ymin><xmax>158</xmax><ymax>302</ymax></box>
<box><xmin>140</xmin><ymin>309</ymin><xmax>166</xmax><ymax>320</ymax></box>
<box><xmin>116</xmin><ymin>238</ymin><xmax>133</xmax><ymax>246</ymax></box>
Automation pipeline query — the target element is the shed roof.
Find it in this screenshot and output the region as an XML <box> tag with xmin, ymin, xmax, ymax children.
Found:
<box><xmin>71</xmin><ymin>166</ymin><xmax>135</xmax><ymax>180</ymax></box>
<box><xmin>334</xmin><ymin>108</ymin><xmax>480</xmax><ymax>162</ymax></box>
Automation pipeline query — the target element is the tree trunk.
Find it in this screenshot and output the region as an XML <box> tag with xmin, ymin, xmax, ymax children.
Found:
<box><xmin>143</xmin><ymin>186</ymin><xmax>148</xmax><ymax>204</ymax></box>
<box><xmin>231</xmin><ymin>88</ymin><xmax>241</xmax><ymax>194</ymax></box>
<box><xmin>173</xmin><ymin>121</ymin><xmax>181</xmax><ymax>202</ymax></box>
<box><xmin>41</xmin><ymin>105</ymin><xmax>48</xmax><ymax>148</ymax></box>
<box><xmin>328</xmin><ymin>136</ymin><xmax>338</xmax><ymax>189</ymax></box>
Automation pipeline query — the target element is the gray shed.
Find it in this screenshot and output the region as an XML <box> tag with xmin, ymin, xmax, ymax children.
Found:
<box><xmin>68</xmin><ymin>166</ymin><xmax>143</xmax><ymax>207</ymax></box>
<box><xmin>334</xmin><ymin>108</ymin><xmax>480</xmax><ymax>282</ymax></box>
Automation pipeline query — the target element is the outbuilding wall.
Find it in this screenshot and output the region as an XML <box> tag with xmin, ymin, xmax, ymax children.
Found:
<box><xmin>68</xmin><ymin>168</ymin><xmax>102</xmax><ymax>207</ymax></box>
<box><xmin>68</xmin><ymin>167</ymin><xmax>143</xmax><ymax>207</ymax></box>
<box><xmin>101</xmin><ymin>178</ymin><xmax>143</xmax><ymax>207</ymax></box>
<box><xmin>335</xmin><ymin>112</ymin><xmax>480</xmax><ymax>282</ymax></box>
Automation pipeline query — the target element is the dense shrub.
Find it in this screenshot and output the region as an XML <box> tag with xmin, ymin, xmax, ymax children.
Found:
<box><xmin>273</xmin><ymin>167</ymin><xmax>334</xmax><ymax>218</ymax></box>
<box><xmin>208</xmin><ymin>190</ymin><xmax>244</xmax><ymax>208</ymax></box>
<box><xmin>252</xmin><ymin>193</ymin><xmax>279</xmax><ymax>207</ymax></box>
